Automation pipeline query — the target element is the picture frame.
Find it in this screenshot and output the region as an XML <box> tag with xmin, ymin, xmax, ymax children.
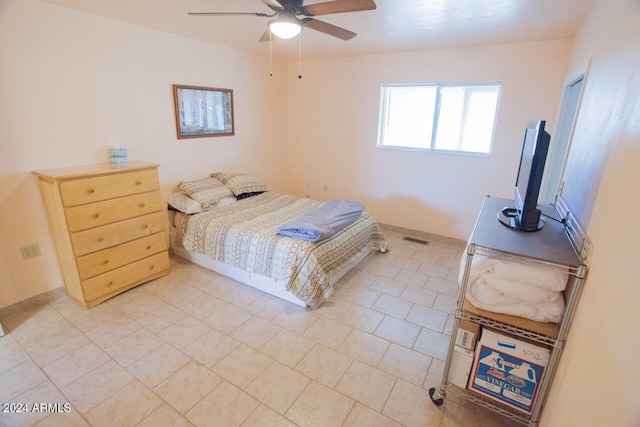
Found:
<box><xmin>172</xmin><ymin>84</ymin><xmax>234</xmax><ymax>139</ymax></box>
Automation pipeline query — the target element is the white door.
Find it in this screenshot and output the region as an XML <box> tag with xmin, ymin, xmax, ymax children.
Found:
<box><xmin>540</xmin><ymin>75</ymin><xmax>585</xmax><ymax>205</ymax></box>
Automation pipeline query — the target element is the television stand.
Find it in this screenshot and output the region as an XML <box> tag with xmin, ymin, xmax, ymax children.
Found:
<box><xmin>429</xmin><ymin>196</ymin><xmax>589</xmax><ymax>426</ymax></box>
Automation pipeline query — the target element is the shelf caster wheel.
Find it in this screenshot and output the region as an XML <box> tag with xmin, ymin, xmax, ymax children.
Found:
<box><xmin>429</xmin><ymin>387</ymin><xmax>445</xmax><ymax>406</ymax></box>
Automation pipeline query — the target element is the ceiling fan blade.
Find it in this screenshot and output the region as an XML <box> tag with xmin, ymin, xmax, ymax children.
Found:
<box><xmin>188</xmin><ymin>12</ymin><xmax>272</xmax><ymax>17</ymax></box>
<box><xmin>301</xmin><ymin>0</ymin><xmax>376</xmax><ymax>16</ymax></box>
<box><xmin>302</xmin><ymin>18</ymin><xmax>357</xmax><ymax>40</ymax></box>
<box><xmin>260</xmin><ymin>0</ymin><xmax>284</xmax><ymax>8</ymax></box>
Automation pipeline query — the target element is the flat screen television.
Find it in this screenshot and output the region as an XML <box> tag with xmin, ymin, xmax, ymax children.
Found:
<box><xmin>498</xmin><ymin>120</ymin><xmax>551</xmax><ymax>231</ymax></box>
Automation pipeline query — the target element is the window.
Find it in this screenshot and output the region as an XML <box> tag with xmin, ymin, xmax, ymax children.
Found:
<box><xmin>377</xmin><ymin>82</ymin><xmax>501</xmax><ymax>154</ymax></box>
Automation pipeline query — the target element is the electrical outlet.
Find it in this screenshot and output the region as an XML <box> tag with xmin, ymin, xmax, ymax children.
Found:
<box><xmin>20</xmin><ymin>243</ymin><xmax>41</xmax><ymax>260</ymax></box>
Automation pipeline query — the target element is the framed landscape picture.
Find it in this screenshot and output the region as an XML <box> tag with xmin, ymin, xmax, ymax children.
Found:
<box><xmin>173</xmin><ymin>84</ymin><xmax>234</xmax><ymax>139</ymax></box>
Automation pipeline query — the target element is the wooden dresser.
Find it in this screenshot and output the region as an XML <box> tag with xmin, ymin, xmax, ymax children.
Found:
<box><xmin>33</xmin><ymin>161</ymin><xmax>170</xmax><ymax>308</ymax></box>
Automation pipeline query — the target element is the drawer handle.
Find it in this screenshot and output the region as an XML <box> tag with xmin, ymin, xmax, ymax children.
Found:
<box><xmin>142</xmin><ymin>224</ymin><xmax>149</xmax><ymax>229</ymax></box>
<box><xmin>103</xmin><ymin>260</ymin><xmax>109</xmax><ymax>265</ymax></box>
<box><xmin>135</xmin><ymin>181</ymin><xmax>142</xmax><ymax>186</ymax></box>
<box><xmin>107</xmin><ymin>281</ymin><xmax>114</xmax><ymax>288</ymax></box>
<box><xmin>149</xmin><ymin>265</ymin><xmax>155</xmax><ymax>270</ymax></box>
<box><xmin>97</xmin><ymin>237</ymin><xmax>104</xmax><ymax>243</ymax></box>
<box><xmin>139</xmin><ymin>203</ymin><xmax>146</xmax><ymax>208</ymax></box>
<box><xmin>146</xmin><ymin>245</ymin><xmax>152</xmax><ymax>250</ymax></box>
<box><xmin>87</xmin><ymin>188</ymin><xmax>95</xmax><ymax>194</ymax></box>
<box><xmin>93</xmin><ymin>213</ymin><xmax>100</xmax><ymax>219</ymax></box>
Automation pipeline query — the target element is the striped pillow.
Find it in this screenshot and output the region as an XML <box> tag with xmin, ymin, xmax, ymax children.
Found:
<box><xmin>177</xmin><ymin>177</ymin><xmax>234</xmax><ymax>209</ymax></box>
<box><xmin>211</xmin><ymin>173</ymin><xmax>268</xmax><ymax>197</ymax></box>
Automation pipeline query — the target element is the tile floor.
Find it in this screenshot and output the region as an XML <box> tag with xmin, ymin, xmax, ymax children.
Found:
<box><xmin>0</xmin><ymin>225</ymin><xmax>517</xmax><ymax>426</ymax></box>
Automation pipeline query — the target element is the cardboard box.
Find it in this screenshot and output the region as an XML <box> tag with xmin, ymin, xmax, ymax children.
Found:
<box><xmin>449</xmin><ymin>345</ymin><xmax>474</xmax><ymax>388</ymax></box>
<box><xmin>455</xmin><ymin>319</ymin><xmax>480</xmax><ymax>351</ymax></box>
<box><xmin>470</xmin><ymin>329</ymin><xmax>550</xmax><ymax>414</ymax></box>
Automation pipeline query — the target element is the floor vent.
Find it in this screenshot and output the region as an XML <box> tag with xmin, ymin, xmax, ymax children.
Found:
<box><xmin>403</xmin><ymin>236</ymin><xmax>429</xmax><ymax>245</ymax></box>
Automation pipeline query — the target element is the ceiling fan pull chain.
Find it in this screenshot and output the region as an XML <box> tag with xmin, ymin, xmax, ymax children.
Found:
<box><xmin>298</xmin><ymin>31</ymin><xmax>303</xmax><ymax>79</ymax></box>
<box><xmin>269</xmin><ymin>29</ymin><xmax>273</xmax><ymax>77</ymax></box>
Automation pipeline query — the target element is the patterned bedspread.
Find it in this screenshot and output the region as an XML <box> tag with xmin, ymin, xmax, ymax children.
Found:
<box><xmin>175</xmin><ymin>192</ymin><xmax>387</xmax><ymax>308</ymax></box>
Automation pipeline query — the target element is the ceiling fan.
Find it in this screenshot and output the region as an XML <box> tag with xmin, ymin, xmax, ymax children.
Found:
<box><xmin>189</xmin><ymin>0</ymin><xmax>377</xmax><ymax>41</ymax></box>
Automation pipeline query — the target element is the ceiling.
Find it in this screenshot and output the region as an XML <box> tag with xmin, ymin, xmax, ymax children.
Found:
<box><xmin>42</xmin><ymin>0</ymin><xmax>597</xmax><ymax>60</ymax></box>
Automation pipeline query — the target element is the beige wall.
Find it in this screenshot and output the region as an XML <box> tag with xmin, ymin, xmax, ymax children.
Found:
<box><xmin>285</xmin><ymin>41</ymin><xmax>572</xmax><ymax>239</ymax></box>
<box><xmin>2</xmin><ymin>0</ymin><xmax>638</xmax><ymax>425</ymax></box>
<box><xmin>0</xmin><ymin>0</ymin><xmax>288</xmax><ymax>308</ymax></box>
<box><xmin>541</xmin><ymin>0</ymin><xmax>640</xmax><ymax>425</ymax></box>
<box><xmin>0</xmin><ymin>0</ymin><xmax>573</xmax><ymax>309</ymax></box>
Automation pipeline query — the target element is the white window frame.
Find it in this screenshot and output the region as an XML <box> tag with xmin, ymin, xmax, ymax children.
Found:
<box><xmin>377</xmin><ymin>82</ymin><xmax>502</xmax><ymax>156</ymax></box>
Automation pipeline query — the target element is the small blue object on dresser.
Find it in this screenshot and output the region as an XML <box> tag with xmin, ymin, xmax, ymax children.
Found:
<box><xmin>109</xmin><ymin>147</ymin><xmax>128</xmax><ymax>164</ymax></box>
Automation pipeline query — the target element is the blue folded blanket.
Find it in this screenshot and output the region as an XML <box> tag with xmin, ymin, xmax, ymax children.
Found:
<box><xmin>277</xmin><ymin>199</ymin><xmax>365</xmax><ymax>242</ymax></box>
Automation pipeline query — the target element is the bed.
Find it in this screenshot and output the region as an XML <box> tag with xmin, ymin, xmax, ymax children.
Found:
<box><xmin>168</xmin><ymin>173</ymin><xmax>388</xmax><ymax>308</ymax></box>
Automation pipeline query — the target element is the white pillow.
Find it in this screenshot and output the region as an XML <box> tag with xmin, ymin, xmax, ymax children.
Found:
<box><xmin>168</xmin><ymin>192</ymin><xmax>202</xmax><ymax>214</ymax></box>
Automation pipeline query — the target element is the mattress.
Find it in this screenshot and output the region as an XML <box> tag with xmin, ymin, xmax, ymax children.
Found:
<box><xmin>172</xmin><ymin>192</ymin><xmax>387</xmax><ymax>308</ymax></box>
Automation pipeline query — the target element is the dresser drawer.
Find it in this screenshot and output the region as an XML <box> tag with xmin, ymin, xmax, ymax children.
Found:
<box><xmin>66</xmin><ymin>190</ymin><xmax>163</xmax><ymax>232</ymax></box>
<box><xmin>71</xmin><ymin>211</ymin><xmax>165</xmax><ymax>256</ymax></box>
<box><xmin>60</xmin><ymin>169</ymin><xmax>160</xmax><ymax>206</ymax></box>
<box><xmin>76</xmin><ymin>232</ymin><xmax>167</xmax><ymax>280</ymax></box>
<box><xmin>82</xmin><ymin>252</ymin><xmax>170</xmax><ymax>303</ymax></box>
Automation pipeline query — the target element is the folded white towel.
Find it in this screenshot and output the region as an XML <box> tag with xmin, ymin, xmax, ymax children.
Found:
<box><xmin>467</xmin><ymin>278</ymin><xmax>565</xmax><ymax>323</ymax></box>
<box><xmin>459</xmin><ymin>254</ymin><xmax>569</xmax><ymax>323</ymax></box>
<box><xmin>466</xmin><ymin>255</ymin><xmax>568</xmax><ymax>291</ymax></box>
<box><xmin>470</xmin><ymin>274</ymin><xmax>561</xmax><ymax>304</ymax></box>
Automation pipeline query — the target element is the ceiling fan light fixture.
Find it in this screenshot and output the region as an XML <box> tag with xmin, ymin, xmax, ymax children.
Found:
<box><xmin>269</xmin><ymin>18</ymin><xmax>301</xmax><ymax>39</ymax></box>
